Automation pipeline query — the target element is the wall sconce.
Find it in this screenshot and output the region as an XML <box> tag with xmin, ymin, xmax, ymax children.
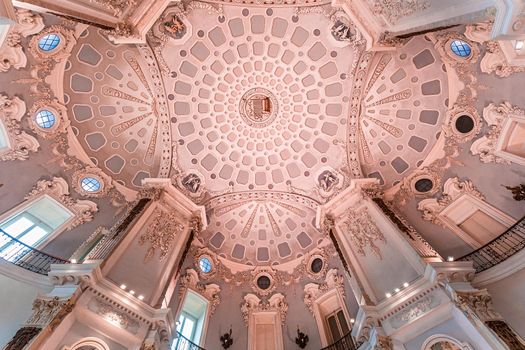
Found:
<box><xmin>220</xmin><ymin>327</ymin><xmax>233</xmax><ymax>349</ymax></box>
<box><xmin>295</xmin><ymin>328</ymin><xmax>309</xmax><ymax>349</ymax></box>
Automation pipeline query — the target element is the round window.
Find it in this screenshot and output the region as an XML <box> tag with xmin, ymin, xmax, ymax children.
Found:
<box><xmin>35</xmin><ymin>109</ymin><xmax>56</xmax><ymax>129</ymax></box>
<box><xmin>199</xmin><ymin>257</ymin><xmax>212</xmax><ymax>273</ymax></box>
<box><xmin>311</xmin><ymin>258</ymin><xmax>323</xmax><ymax>273</ymax></box>
<box><xmin>38</xmin><ymin>34</ymin><xmax>61</xmax><ymax>51</ymax></box>
<box><xmin>256</xmin><ymin>275</ymin><xmax>271</xmax><ymax>290</ymax></box>
<box><xmin>450</xmin><ymin>40</ymin><xmax>471</xmax><ymax>58</ymax></box>
<box><xmin>414</xmin><ymin>178</ymin><xmax>433</xmax><ymax>193</ymax></box>
<box><xmin>81</xmin><ymin>177</ymin><xmax>101</xmax><ymax>192</ymax></box>
<box><xmin>455</xmin><ymin>115</ymin><xmax>474</xmax><ymax>133</ymax></box>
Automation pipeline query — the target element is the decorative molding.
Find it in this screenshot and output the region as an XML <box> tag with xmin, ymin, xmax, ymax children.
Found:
<box><xmin>374</xmin><ymin>335</ymin><xmax>393</xmax><ymax>350</ymax></box>
<box><xmin>179</xmin><ymin>269</ymin><xmax>221</xmax><ymax>315</ymax></box>
<box><xmin>390</xmin><ymin>296</ymin><xmax>434</xmax><ymax>329</ymax></box>
<box><xmin>417</xmin><ymin>177</ymin><xmax>484</xmax><ymax>227</ymax></box>
<box><xmin>303</xmin><ymin>269</ymin><xmax>345</xmax><ymax>315</ymax></box>
<box><xmin>368</xmin><ymin>0</ymin><xmax>431</xmax><ymax>25</ymax></box>
<box><xmin>422</xmin><ymin>334</ymin><xmax>474</xmax><ymax>350</ymax></box>
<box><xmin>87</xmin><ymin>297</ymin><xmax>140</xmax><ymax>334</ymax></box>
<box><xmin>28</xmin><ymin>25</ymin><xmax>76</xmax><ymax>62</ymax></box>
<box><xmin>471</xmin><ymin>101</ymin><xmax>525</xmax><ymax>165</ymax></box>
<box><xmin>27</xmin><ymin>99</ymin><xmax>69</xmax><ymax>138</ymax></box>
<box><xmin>453</xmin><ymin>289</ymin><xmax>501</xmax><ymax>323</ymax></box>
<box><xmin>0</xmin><ymin>94</ymin><xmax>40</xmax><ymax>161</ymax></box>
<box><xmin>26</xmin><ymin>296</ymin><xmax>74</xmax><ymax>330</ymax></box>
<box><xmin>443</xmin><ymin>101</ymin><xmax>482</xmax><ymax>145</ymax></box>
<box><xmin>25</xmin><ymin>177</ymin><xmax>98</xmax><ymax>230</ymax></box>
<box><xmin>433</xmin><ymin>32</ymin><xmax>480</xmax><ymax>66</ymax></box>
<box><xmin>241</xmin><ymin>293</ymin><xmax>288</xmax><ymax>326</ymax></box>
<box><xmin>337</xmin><ymin>208</ymin><xmax>386</xmax><ymax>258</ymax></box>
<box><xmin>250</xmin><ymin>266</ymin><xmax>277</xmax><ymax>297</ymax></box>
<box><xmin>71</xmin><ymin>166</ymin><xmax>111</xmax><ymax>198</ymax></box>
<box><xmin>0</xmin><ymin>9</ymin><xmax>44</xmax><ymax>72</ymax></box>
<box><xmin>138</xmin><ymin>208</ymin><xmax>184</xmax><ymax>262</ymax></box>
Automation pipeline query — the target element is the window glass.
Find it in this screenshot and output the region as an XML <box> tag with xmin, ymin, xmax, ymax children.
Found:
<box><xmin>81</xmin><ymin>177</ymin><xmax>101</xmax><ymax>192</ymax></box>
<box><xmin>198</xmin><ymin>257</ymin><xmax>212</xmax><ymax>273</ymax></box>
<box><xmin>0</xmin><ymin>197</ymin><xmax>72</xmax><ymax>252</ymax></box>
<box><xmin>38</xmin><ymin>33</ymin><xmax>60</xmax><ymax>51</ymax></box>
<box><xmin>35</xmin><ymin>109</ymin><xmax>56</xmax><ymax>129</ymax></box>
<box><xmin>0</xmin><ymin>122</ymin><xmax>8</xmax><ymax>150</ymax></box>
<box><xmin>450</xmin><ymin>40</ymin><xmax>471</xmax><ymax>57</ymax></box>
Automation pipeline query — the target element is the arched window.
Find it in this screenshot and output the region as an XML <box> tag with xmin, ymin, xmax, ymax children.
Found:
<box><xmin>422</xmin><ymin>335</ymin><xmax>473</xmax><ymax>350</ymax></box>
<box><xmin>64</xmin><ymin>337</ymin><xmax>110</xmax><ymax>350</ymax></box>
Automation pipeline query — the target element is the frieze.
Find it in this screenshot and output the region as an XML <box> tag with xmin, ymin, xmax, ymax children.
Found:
<box><xmin>87</xmin><ymin>297</ymin><xmax>140</xmax><ymax>334</ymax></box>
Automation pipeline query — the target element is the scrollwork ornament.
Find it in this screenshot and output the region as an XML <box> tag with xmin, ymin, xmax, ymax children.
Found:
<box><xmin>369</xmin><ymin>0</ymin><xmax>431</xmax><ymax>25</ymax></box>
<box><xmin>28</xmin><ymin>99</ymin><xmax>69</xmax><ymax>138</ymax></box>
<box><xmin>0</xmin><ymin>94</ymin><xmax>40</xmax><ymax>161</ymax></box>
<box><xmin>303</xmin><ymin>269</ymin><xmax>345</xmax><ymax>315</ymax></box>
<box><xmin>338</xmin><ymin>209</ymin><xmax>386</xmax><ymax>258</ymax></box>
<box><xmin>25</xmin><ymin>177</ymin><xmax>98</xmax><ymax>229</ymax></box>
<box><xmin>138</xmin><ymin>208</ymin><xmax>184</xmax><ymax>262</ymax></box>
<box><xmin>28</xmin><ymin>25</ymin><xmax>76</xmax><ymax>61</ymax></box>
<box><xmin>179</xmin><ymin>269</ymin><xmax>221</xmax><ymax>315</ymax></box>
<box><xmin>241</xmin><ymin>293</ymin><xmax>287</xmax><ymax>326</ymax></box>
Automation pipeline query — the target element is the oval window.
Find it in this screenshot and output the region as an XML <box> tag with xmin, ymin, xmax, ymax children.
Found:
<box><xmin>199</xmin><ymin>257</ymin><xmax>212</xmax><ymax>273</ymax></box>
<box><xmin>35</xmin><ymin>109</ymin><xmax>56</xmax><ymax>129</ymax></box>
<box><xmin>450</xmin><ymin>40</ymin><xmax>471</xmax><ymax>58</ymax></box>
<box><xmin>38</xmin><ymin>33</ymin><xmax>61</xmax><ymax>51</ymax></box>
<box><xmin>81</xmin><ymin>177</ymin><xmax>101</xmax><ymax>192</ymax></box>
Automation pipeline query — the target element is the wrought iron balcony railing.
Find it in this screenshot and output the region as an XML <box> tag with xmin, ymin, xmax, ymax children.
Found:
<box><xmin>320</xmin><ymin>332</ymin><xmax>357</xmax><ymax>350</ymax></box>
<box><xmin>458</xmin><ymin>215</ymin><xmax>525</xmax><ymax>273</ymax></box>
<box><xmin>172</xmin><ymin>331</ymin><xmax>205</xmax><ymax>350</ymax></box>
<box><xmin>0</xmin><ymin>229</ymin><xmax>69</xmax><ymax>275</ymax></box>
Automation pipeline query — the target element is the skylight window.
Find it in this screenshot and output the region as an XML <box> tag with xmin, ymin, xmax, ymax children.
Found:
<box><xmin>38</xmin><ymin>33</ymin><xmax>61</xmax><ymax>52</ymax></box>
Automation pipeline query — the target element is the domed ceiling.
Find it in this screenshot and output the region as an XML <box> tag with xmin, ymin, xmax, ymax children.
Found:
<box><xmin>62</xmin><ymin>3</ymin><xmax>449</xmax><ymax>266</ymax></box>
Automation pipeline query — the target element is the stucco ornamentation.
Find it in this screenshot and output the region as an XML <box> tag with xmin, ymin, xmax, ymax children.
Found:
<box><xmin>179</xmin><ymin>269</ymin><xmax>221</xmax><ymax>315</ymax></box>
<box><xmin>87</xmin><ymin>298</ymin><xmax>140</xmax><ymax>334</ymax></box>
<box><xmin>139</xmin><ymin>208</ymin><xmax>184</xmax><ymax>262</ymax></box>
<box><xmin>391</xmin><ymin>296</ymin><xmax>434</xmax><ymax>328</ymax></box>
<box><xmin>443</xmin><ymin>101</ymin><xmax>482</xmax><ymax>145</ymax></box>
<box><xmin>0</xmin><ymin>9</ymin><xmax>44</xmax><ymax>72</ymax></box>
<box><xmin>482</xmin><ymin>41</ymin><xmax>525</xmax><ymax>77</ymax></box>
<box><xmin>27</xmin><ymin>99</ymin><xmax>69</xmax><ymax>138</ymax></box>
<box><xmin>303</xmin><ymin>269</ymin><xmax>345</xmax><ymax>315</ymax></box>
<box><xmin>471</xmin><ymin>102</ymin><xmax>525</xmax><ymax>165</ymax></box>
<box><xmin>28</xmin><ymin>25</ymin><xmax>76</xmax><ymax>61</ymax></box>
<box><xmin>0</xmin><ymin>94</ymin><xmax>40</xmax><ymax>161</ymax></box>
<box><xmin>338</xmin><ymin>209</ymin><xmax>385</xmax><ymax>258</ymax></box>
<box><xmin>454</xmin><ymin>289</ymin><xmax>501</xmax><ymax>323</ymax></box>
<box><xmin>71</xmin><ymin>167</ymin><xmax>111</xmax><ymax>198</ymax></box>
<box><xmin>241</xmin><ymin>293</ymin><xmax>288</xmax><ymax>326</ymax></box>
<box><xmin>26</xmin><ymin>296</ymin><xmax>74</xmax><ymax>330</ymax></box>
<box><xmin>417</xmin><ymin>177</ymin><xmax>484</xmax><ymax>227</ymax></box>
<box><xmin>25</xmin><ymin>177</ymin><xmax>98</xmax><ymax>230</ymax></box>
<box><xmin>374</xmin><ymin>336</ymin><xmax>393</xmax><ymax>350</ymax></box>
<box><xmin>369</xmin><ymin>0</ymin><xmax>430</xmax><ymax>25</ymax></box>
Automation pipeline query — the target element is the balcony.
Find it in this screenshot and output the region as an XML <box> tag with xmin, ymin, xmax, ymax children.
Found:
<box><xmin>321</xmin><ymin>332</ymin><xmax>357</xmax><ymax>350</ymax></box>
<box><xmin>458</xmin><ymin>215</ymin><xmax>525</xmax><ymax>273</ymax></box>
<box><xmin>0</xmin><ymin>229</ymin><xmax>68</xmax><ymax>275</ymax></box>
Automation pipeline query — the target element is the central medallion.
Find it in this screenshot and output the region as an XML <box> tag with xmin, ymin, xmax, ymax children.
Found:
<box><xmin>239</xmin><ymin>88</ymin><xmax>278</xmax><ymax>128</ymax></box>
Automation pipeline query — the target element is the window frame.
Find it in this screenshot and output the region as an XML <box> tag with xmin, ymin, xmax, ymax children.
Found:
<box><xmin>0</xmin><ymin>194</ymin><xmax>75</xmax><ymax>251</ymax></box>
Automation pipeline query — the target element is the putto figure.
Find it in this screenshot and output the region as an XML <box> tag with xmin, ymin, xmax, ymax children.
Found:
<box><xmin>163</xmin><ymin>14</ymin><xmax>186</xmax><ymax>39</ymax></box>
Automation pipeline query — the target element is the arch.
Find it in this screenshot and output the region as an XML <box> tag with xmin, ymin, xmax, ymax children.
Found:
<box><xmin>64</xmin><ymin>337</ymin><xmax>110</xmax><ymax>350</ymax></box>
<box><xmin>421</xmin><ymin>334</ymin><xmax>474</xmax><ymax>350</ymax></box>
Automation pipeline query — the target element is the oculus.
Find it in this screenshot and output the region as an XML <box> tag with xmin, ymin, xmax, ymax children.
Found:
<box><xmin>256</xmin><ymin>275</ymin><xmax>271</xmax><ymax>290</ymax></box>
<box><xmin>414</xmin><ymin>178</ymin><xmax>434</xmax><ymax>193</ymax></box>
<box><xmin>455</xmin><ymin>115</ymin><xmax>475</xmax><ymax>134</ymax></box>
<box><xmin>199</xmin><ymin>257</ymin><xmax>212</xmax><ymax>274</ymax></box>
<box><xmin>34</xmin><ymin>110</ymin><xmax>56</xmax><ymax>129</ymax></box>
<box><xmin>311</xmin><ymin>258</ymin><xmax>324</xmax><ymax>274</ymax></box>
<box><xmin>38</xmin><ymin>33</ymin><xmax>60</xmax><ymax>52</ymax></box>
<box><xmin>450</xmin><ymin>39</ymin><xmax>472</xmax><ymax>58</ymax></box>
<box><xmin>81</xmin><ymin>177</ymin><xmax>102</xmax><ymax>193</ymax></box>
<box><xmin>239</xmin><ymin>88</ymin><xmax>278</xmax><ymax>128</ymax></box>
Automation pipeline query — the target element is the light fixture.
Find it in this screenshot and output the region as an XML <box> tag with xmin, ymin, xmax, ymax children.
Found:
<box><xmin>386</xmin><ymin>293</ymin><xmax>392</xmax><ymax>298</ymax></box>
<box><xmin>394</xmin><ymin>288</ymin><xmax>400</xmax><ymax>293</ymax></box>
<box><xmin>138</xmin><ymin>295</ymin><xmax>144</xmax><ymax>300</ymax></box>
<box><xmin>516</xmin><ymin>40</ymin><xmax>524</xmax><ymax>50</ymax></box>
<box><xmin>70</xmin><ymin>259</ymin><xmax>77</xmax><ymax>264</ymax></box>
<box><xmin>120</xmin><ymin>284</ymin><xmax>127</xmax><ymax>290</ymax></box>
<box><xmin>447</xmin><ymin>256</ymin><xmax>454</xmax><ymax>262</ymax></box>
<box><xmin>129</xmin><ymin>290</ymin><xmax>136</xmax><ymax>295</ymax></box>
<box><xmin>350</xmin><ymin>318</ymin><xmax>355</xmax><ymax>323</ymax></box>
<box><xmin>403</xmin><ymin>282</ymin><xmax>409</xmax><ymax>288</ymax></box>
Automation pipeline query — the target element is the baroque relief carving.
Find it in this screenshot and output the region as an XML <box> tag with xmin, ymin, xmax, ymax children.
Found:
<box><xmin>241</xmin><ymin>293</ymin><xmax>288</xmax><ymax>326</ymax></box>
<box><xmin>25</xmin><ymin>177</ymin><xmax>98</xmax><ymax>230</ymax></box>
<box><xmin>453</xmin><ymin>289</ymin><xmax>501</xmax><ymax>323</ymax></box>
<box><xmin>338</xmin><ymin>209</ymin><xmax>386</xmax><ymax>258</ymax></box>
<box><xmin>303</xmin><ymin>269</ymin><xmax>345</xmax><ymax>315</ymax></box>
<box><xmin>27</xmin><ymin>99</ymin><xmax>69</xmax><ymax>138</ymax></box>
<box><xmin>26</xmin><ymin>296</ymin><xmax>74</xmax><ymax>330</ymax></box>
<box><xmin>0</xmin><ymin>9</ymin><xmax>44</xmax><ymax>72</ymax></box>
<box><xmin>443</xmin><ymin>101</ymin><xmax>482</xmax><ymax>144</ymax></box>
<box><xmin>471</xmin><ymin>101</ymin><xmax>525</xmax><ymax>165</ymax></box>
<box><xmin>87</xmin><ymin>298</ymin><xmax>140</xmax><ymax>334</ymax></box>
<box><xmin>179</xmin><ymin>269</ymin><xmax>221</xmax><ymax>315</ymax></box>
<box><xmin>368</xmin><ymin>0</ymin><xmax>431</xmax><ymax>25</ymax></box>
<box><xmin>138</xmin><ymin>208</ymin><xmax>184</xmax><ymax>262</ymax></box>
<box><xmin>0</xmin><ymin>94</ymin><xmax>40</xmax><ymax>161</ymax></box>
<box><xmin>28</xmin><ymin>25</ymin><xmax>76</xmax><ymax>62</ymax></box>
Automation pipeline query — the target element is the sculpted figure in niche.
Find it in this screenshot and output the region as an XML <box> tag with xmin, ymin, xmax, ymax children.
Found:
<box><xmin>182</xmin><ymin>173</ymin><xmax>201</xmax><ymax>193</ymax></box>
<box><xmin>318</xmin><ymin>170</ymin><xmax>339</xmax><ymax>192</ymax></box>
<box><xmin>163</xmin><ymin>14</ymin><xmax>186</xmax><ymax>39</ymax></box>
<box><xmin>331</xmin><ymin>19</ymin><xmax>355</xmax><ymax>42</ymax></box>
